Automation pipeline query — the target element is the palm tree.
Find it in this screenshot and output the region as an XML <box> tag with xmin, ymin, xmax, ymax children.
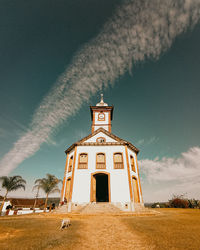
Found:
<box><xmin>33</xmin><ymin>174</ymin><xmax>62</xmax><ymax>212</ymax></box>
<box><xmin>0</xmin><ymin>176</ymin><xmax>26</xmax><ymax>214</ymax></box>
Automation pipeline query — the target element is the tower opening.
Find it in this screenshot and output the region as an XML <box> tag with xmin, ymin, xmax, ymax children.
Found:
<box><xmin>95</xmin><ymin>174</ymin><xmax>109</xmax><ymax>202</ymax></box>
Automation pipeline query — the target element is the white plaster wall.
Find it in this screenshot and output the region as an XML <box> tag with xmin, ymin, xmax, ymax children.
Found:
<box><xmin>93</xmin><ymin>125</ymin><xmax>109</xmax><ymax>131</ymax></box>
<box><xmin>85</xmin><ymin>132</ymin><xmax>117</xmax><ymax>143</ymax></box>
<box><xmin>71</xmin><ymin>145</ymin><xmax>131</xmax><ymax>203</ymax></box>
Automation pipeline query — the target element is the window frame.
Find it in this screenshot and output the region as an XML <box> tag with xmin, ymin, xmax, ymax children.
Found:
<box><xmin>96</xmin><ymin>152</ymin><xmax>106</xmax><ymax>169</ymax></box>
<box><xmin>113</xmin><ymin>152</ymin><xmax>124</xmax><ymax>169</ymax></box>
<box><xmin>96</xmin><ymin>137</ymin><xmax>106</xmax><ymax>143</ymax></box>
<box><xmin>78</xmin><ymin>153</ymin><xmax>88</xmax><ymax>169</ymax></box>
<box><xmin>130</xmin><ymin>155</ymin><xmax>136</xmax><ymax>172</ymax></box>
<box><xmin>68</xmin><ymin>155</ymin><xmax>73</xmax><ymax>173</ymax></box>
<box><xmin>98</xmin><ymin>111</ymin><xmax>105</xmax><ymax>121</ymax></box>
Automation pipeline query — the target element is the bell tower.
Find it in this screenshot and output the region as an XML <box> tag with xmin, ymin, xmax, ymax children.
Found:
<box><xmin>90</xmin><ymin>94</ymin><xmax>114</xmax><ymax>133</ymax></box>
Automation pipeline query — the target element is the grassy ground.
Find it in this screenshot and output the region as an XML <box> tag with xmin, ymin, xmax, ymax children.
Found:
<box><xmin>123</xmin><ymin>208</ymin><xmax>200</xmax><ymax>250</ymax></box>
<box><xmin>0</xmin><ymin>214</ymin><xmax>81</xmax><ymax>250</ymax></box>
<box><xmin>0</xmin><ymin>209</ymin><xmax>200</xmax><ymax>249</ymax></box>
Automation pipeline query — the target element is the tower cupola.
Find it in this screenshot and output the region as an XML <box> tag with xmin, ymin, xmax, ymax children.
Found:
<box><xmin>90</xmin><ymin>94</ymin><xmax>114</xmax><ymax>133</ymax></box>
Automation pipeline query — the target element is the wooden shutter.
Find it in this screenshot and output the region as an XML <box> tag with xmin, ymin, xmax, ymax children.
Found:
<box><xmin>114</xmin><ymin>153</ymin><xmax>123</xmax><ymax>169</ymax></box>
<box><xmin>79</xmin><ymin>153</ymin><xmax>88</xmax><ymax>169</ymax></box>
<box><xmin>96</xmin><ymin>153</ymin><xmax>106</xmax><ymax>169</ymax></box>
<box><xmin>130</xmin><ymin>155</ymin><xmax>136</xmax><ymax>172</ymax></box>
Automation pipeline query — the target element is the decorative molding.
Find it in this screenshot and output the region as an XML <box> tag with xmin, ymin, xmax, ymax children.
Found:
<box><xmin>96</xmin><ymin>137</ymin><xmax>106</xmax><ymax>143</ymax></box>
<box><xmin>92</xmin><ymin>123</ymin><xmax>111</xmax><ymax>126</ymax></box>
<box><xmin>65</xmin><ymin>127</ymin><xmax>139</xmax><ymax>155</ymax></box>
<box><xmin>98</xmin><ymin>112</ymin><xmax>105</xmax><ymax>121</ymax></box>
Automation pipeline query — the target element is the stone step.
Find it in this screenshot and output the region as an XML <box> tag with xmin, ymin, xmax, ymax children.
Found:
<box><xmin>80</xmin><ymin>202</ymin><xmax>122</xmax><ymax>214</ymax></box>
<box><xmin>134</xmin><ymin>203</ymin><xmax>147</xmax><ymax>212</ymax></box>
<box><xmin>53</xmin><ymin>205</ymin><xmax>68</xmax><ymax>214</ymax></box>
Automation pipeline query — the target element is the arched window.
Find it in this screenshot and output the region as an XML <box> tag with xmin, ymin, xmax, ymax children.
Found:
<box><xmin>64</xmin><ymin>177</ymin><xmax>71</xmax><ymax>202</ymax></box>
<box><xmin>96</xmin><ymin>153</ymin><xmax>106</xmax><ymax>169</ymax></box>
<box><xmin>68</xmin><ymin>155</ymin><xmax>73</xmax><ymax>172</ymax></box>
<box><xmin>130</xmin><ymin>155</ymin><xmax>136</xmax><ymax>172</ymax></box>
<box><xmin>113</xmin><ymin>153</ymin><xmax>124</xmax><ymax>169</ymax></box>
<box><xmin>78</xmin><ymin>153</ymin><xmax>88</xmax><ymax>169</ymax></box>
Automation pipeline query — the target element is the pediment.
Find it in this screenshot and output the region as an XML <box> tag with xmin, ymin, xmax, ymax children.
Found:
<box><xmin>65</xmin><ymin>128</ymin><xmax>139</xmax><ymax>154</ymax></box>
<box><xmin>84</xmin><ymin>131</ymin><xmax>117</xmax><ymax>143</ymax></box>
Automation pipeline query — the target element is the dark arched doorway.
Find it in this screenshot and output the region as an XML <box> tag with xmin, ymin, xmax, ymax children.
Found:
<box><xmin>90</xmin><ymin>172</ymin><xmax>110</xmax><ymax>202</ymax></box>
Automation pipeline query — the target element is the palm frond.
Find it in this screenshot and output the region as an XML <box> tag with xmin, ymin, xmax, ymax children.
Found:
<box><xmin>0</xmin><ymin>175</ymin><xmax>26</xmax><ymax>192</ymax></box>
<box><xmin>49</xmin><ymin>187</ymin><xmax>60</xmax><ymax>194</ymax></box>
<box><xmin>33</xmin><ymin>174</ymin><xmax>62</xmax><ymax>195</ymax></box>
<box><xmin>10</xmin><ymin>184</ymin><xmax>26</xmax><ymax>191</ymax></box>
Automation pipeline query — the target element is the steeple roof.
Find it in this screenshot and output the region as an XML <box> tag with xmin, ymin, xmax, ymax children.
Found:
<box><xmin>96</xmin><ymin>94</ymin><xmax>108</xmax><ymax>106</ymax></box>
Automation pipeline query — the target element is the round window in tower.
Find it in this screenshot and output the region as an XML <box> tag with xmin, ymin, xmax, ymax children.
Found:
<box><xmin>98</xmin><ymin>112</ymin><xmax>105</xmax><ymax>121</ymax></box>
<box><xmin>96</xmin><ymin>137</ymin><xmax>106</xmax><ymax>143</ymax></box>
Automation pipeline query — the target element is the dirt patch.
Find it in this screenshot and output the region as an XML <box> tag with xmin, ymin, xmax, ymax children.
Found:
<box><xmin>0</xmin><ymin>229</ymin><xmax>23</xmax><ymax>240</ymax></box>
<box><xmin>71</xmin><ymin>215</ymin><xmax>153</xmax><ymax>250</ymax></box>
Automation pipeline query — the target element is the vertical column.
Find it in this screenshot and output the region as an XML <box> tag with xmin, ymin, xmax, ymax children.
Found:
<box><xmin>69</xmin><ymin>146</ymin><xmax>77</xmax><ymax>202</ymax></box>
<box><xmin>135</xmin><ymin>153</ymin><xmax>143</xmax><ymax>203</ymax></box>
<box><xmin>60</xmin><ymin>153</ymin><xmax>69</xmax><ymax>203</ymax></box>
<box><xmin>125</xmin><ymin>146</ymin><xmax>133</xmax><ymax>202</ymax></box>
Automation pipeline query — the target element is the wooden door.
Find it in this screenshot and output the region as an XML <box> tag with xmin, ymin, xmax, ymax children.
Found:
<box><xmin>132</xmin><ymin>177</ymin><xmax>140</xmax><ymax>203</ymax></box>
<box><xmin>90</xmin><ymin>175</ymin><xmax>96</xmax><ymax>202</ymax></box>
<box><xmin>65</xmin><ymin>178</ymin><xmax>71</xmax><ymax>202</ymax></box>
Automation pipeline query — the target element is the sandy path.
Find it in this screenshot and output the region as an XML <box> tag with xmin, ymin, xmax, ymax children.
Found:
<box><xmin>71</xmin><ymin>215</ymin><xmax>153</xmax><ymax>250</ymax></box>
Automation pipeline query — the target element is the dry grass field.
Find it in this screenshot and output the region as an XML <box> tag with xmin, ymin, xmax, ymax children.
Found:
<box><xmin>0</xmin><ymin>208</ymin><xmax>200</xmax><ymax>250</ymax></box>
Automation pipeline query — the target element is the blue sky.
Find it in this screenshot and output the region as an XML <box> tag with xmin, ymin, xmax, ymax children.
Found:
<box><xmin>0</xmin><ymin>0</ymin><xmax>200</xmax><ymax>202</ymax></box>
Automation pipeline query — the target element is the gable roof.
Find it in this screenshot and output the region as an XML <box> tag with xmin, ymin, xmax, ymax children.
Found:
<box><xmin>65</xmin><ymin>128</ymin><xmax>139</xmax><ymax>154</ymax></box>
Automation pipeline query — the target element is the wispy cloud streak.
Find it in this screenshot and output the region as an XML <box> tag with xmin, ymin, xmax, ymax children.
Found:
<box><xmin>1</xmin><ymin>0</ymin><xmax>200</xmax><ymax>175</ymax></box>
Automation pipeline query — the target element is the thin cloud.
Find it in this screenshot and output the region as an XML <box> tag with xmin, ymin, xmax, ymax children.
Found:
<box><xmin>139</xmin><ymin>146</ymin><xmax>200</xmax><ymax>201</ymax></box>
<box><xmin>1</xmin><ymin>0</ymin><xmax>200</xmax><ymax>175</ymax></box>
<box><xmin>137</xmin><ymin>137</ymin><xmax>158</xmax><ymax>146</ymax></box>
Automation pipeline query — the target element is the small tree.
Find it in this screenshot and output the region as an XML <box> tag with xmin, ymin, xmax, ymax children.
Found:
<box><xmin>0</xmin><ymin>176</ymin><xmax>26</xmax><ymax>214</ymax></box>
<box><xmin>33</xmin><ymin>174</ymin><xmax>62</xmax><ymax>212</ymax></box>
<box><xmin>188</xmin><ymin>199</ymin><xmax>199</xmax><ymax>208</ymax></box>
<box><xmin>169</xmin><ymin>194</ymin><xmax>189</xmax><ymax>208</ymax></box>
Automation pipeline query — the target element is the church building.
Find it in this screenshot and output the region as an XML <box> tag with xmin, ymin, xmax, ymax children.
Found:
<box><xmin>60</xmin><ymin>95</ymin><xmax>143</xmax><ymax>212</ymax></box>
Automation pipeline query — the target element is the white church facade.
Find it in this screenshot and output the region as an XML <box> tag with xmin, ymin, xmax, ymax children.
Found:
<box><xmin>60</xmin><ymin>95</ymin><xmax>143</xmax><ymax>212</ymax></box>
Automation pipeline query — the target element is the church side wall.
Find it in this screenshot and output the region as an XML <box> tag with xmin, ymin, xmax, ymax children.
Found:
<box><xmin>71</xmin><ymin>145</ymin><xmax>131</xmax><ymax>204</ymax></box>
<box><xmin>61</xmin><ymin>150</ymin><xmax>74</xmax><ymax>202</ymax></box>
<box><xmin>127</xmin><ymin>148</ymin><xmax>143</xmax><ymax>203</ymax></box>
